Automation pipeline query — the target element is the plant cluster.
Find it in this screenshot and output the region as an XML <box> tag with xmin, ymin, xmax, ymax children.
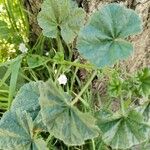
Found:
<box><xmin>0</xmin><ymin>0</ymin><xmax>150</xmax><ymax>150</ymax></box>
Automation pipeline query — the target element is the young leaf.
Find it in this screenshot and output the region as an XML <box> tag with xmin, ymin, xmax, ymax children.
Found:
<box><xmin>27</xmin><ymin>55</ymin><xmax>46</xmax><ymax>69</ymax></box>
<box><xmin>37</xmin><ymin>0</ymin><xmax>85</xmax><ymax>43</ymax></box>
<box><xmin>97</xmin><ymin>110</ymin><xmax>150</xmax><ymax>149</ymax></box>
<box><xmin>77</xmin><ymin>3</ymin><xmax>142</xmax><ymax>68</ymax></box>
<box><xmin>11</xmin><ymin>81</ymin><xmax>41</xmax><ymax>119</ymax></box>
<box><xmin>0</xmin><ymin>111</ymin><xmax>48</xmax><ymax>150</ymax></box>
<box><xmin>137</xmin><ymin>68</ymin><xmax>150</xmax><ymax>96</ymax></box>
<box><xmin>39</xmin><ymin>81</ymin><xmax>99</xmax><ymax>146</ymax></box>
<box><xmin>108</xmin><ymin>76</ymin><xmax>123</xmax><ymax>97</ymax></box>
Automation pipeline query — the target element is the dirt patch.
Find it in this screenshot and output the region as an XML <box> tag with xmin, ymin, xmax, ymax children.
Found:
<box><xmin>125</xmin><ymin>1</ymin><xmax>150</xmax><ymax>72</ymax></box>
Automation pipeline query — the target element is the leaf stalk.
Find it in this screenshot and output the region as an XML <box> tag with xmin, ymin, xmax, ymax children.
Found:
<box><xmin>71</xmin><ymin>70</ymin><xmax>97</xmax><ymax>106</ymax></box>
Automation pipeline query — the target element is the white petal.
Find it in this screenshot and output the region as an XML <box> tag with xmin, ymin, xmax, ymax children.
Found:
<box><xmin>57</xmin><ymin>74</ymin><xmax>67</xmax><ymax>85</ymax></box>
<box><xmin>19</xmin><ymin>43</ymin><xmax>28</xmax><ymax>53</ymax></box>
<box><xmin>45</xmin><ymin>52</ymin><xmax>49</xmax><ymax>56</ymax></box>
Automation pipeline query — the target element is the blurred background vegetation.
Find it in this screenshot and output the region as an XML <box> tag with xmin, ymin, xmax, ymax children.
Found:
<box><xmin>0</xmin><ymin>0</ymin><xmax>28</xmax><ymax>62</ymax></box>
<box><xmin>0</xmin><ymin>0</ymin><xmax>29</xmax><ymax>115</ymax></box>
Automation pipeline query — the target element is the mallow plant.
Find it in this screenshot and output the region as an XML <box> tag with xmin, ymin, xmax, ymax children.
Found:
<box><xmin>0</xmin><ymin>0</ymin><xmax>150</xmax><ymax>150</ymax></box>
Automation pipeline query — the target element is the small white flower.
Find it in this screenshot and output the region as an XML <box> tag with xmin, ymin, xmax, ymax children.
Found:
<box><xmin>139</xmin><ymin>98</ymin><xmax>145</xmax><ymax>105</ymax></box>
<box><xmin>57</xmin><ymin>74</ymin><xmax>67</xmax><ymax>85</ymax></box>
<box><xmin>19</xmin><ymin>43</ymin><xmax>28</xmax><ymax>53</ymax></box>
<box><xmin>45</xmin><ymin>52</ymin><xmax>49</xmax><ymax>56</ymax></box>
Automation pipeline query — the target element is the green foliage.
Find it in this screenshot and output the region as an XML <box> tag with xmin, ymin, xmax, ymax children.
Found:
<box><xmin>77</xmin><ymin>3</ymin><xmax>142</xmax><ymax>67</ymax></box>
<box><xmin>107</xmin><ymin>68</ymin><xmax>150</xmax><ymax>101</ymax></box>
<box><xmin>0</xmin><ymin>84</ymin><xmax>9</xmax><ymax>116</ymax></box>
<box><xmin>0</xmin><ymin>1</ymin><xmax>149</xmax><ymax>150</ymax></box>
<box><xmin>37</xmin><ymin>0</ymin><xmax>86</xmax><ymax>43</ymax></box>
<box><xmin>0</xmin><ymin>56</ymin><xmax>23</xmax><ymax>111</ymax></box>
<box><xmin>0</xmin><ymin>111</ymin><xmax>48</xmax><ymax>150</ymax></box>
<box><xmin>11</xmin><ymin>81</ymin><xmax>41</xmax><ymax>118</ymax></box>
<box><xmin>136</xmin><ymin>68</ymin><xmax>150</xmax><ymax>96</ymax></box>
<box><xmin>0</xmin><ymin>0</ymin><xmax>28</xmax><ymax>62</ymax></box>
<box><xmin>39</xmin><ymin>80</ymin><xmax>99</xmax><ymax>146</ymax></box>
<box><xmin>97</xmin><ymin>109</ymin><xmax>150</xmax><ymax>149</ymax></box>
<box><xmin>8</xmin><ymin>55</ymin><xmax>22</xmax><ymax>107</ymax></box>
<box><xmin>27</xmin><ymin>55</ymin><xmax>46</xmax><ymax>69</ymax></box>
<box><xmin>0</xmin><ymin>77</ymin><xmax>150</xmax><ymax>149</ymax></box>
<box><xmin>108</xmin><ymin>75</ymin><xmax>123</xmax><ymax>97</ymax></box>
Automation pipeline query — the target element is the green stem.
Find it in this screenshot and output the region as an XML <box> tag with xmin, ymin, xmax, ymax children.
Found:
<box><xmin>54</xmin><ymin>65</ymin><xmax>63</xmax><ymax>83</ymax></box>
<box><xmin>20</xmin><ymin>72</ymin><xmax>32</xmax><ymax>82</ymax></box>
<box><xmin>45</xmin><ymin>64</ymin><xmax>52</xmax><ymax>79</ymax></box>
<box><xmin>18</xmin><ymin>0</ymin><xmax>29</xmax><ymax>35</ymax></box>
<box><xmin>4</xmin><ymin>0</ymin><xmax>17</xmax><ymax>31</ymax></box>
<box><xmin>29</xmin><ymin>69</ymin><xmax>38</xmax><ymax>81</ymax></box>
<box><xmin>0</xmin><ymin>90</ymin><xmax>9</xmax><ymax>93</ymax></box>
<box><xmin>71</xmin><ymin>70</ymin><xmax>97</xmax><ymax>106</ymax></box>
<box><xmin>70</xmin><ymin>67</ymin><xmax>79</xmax><ymax>91</ymax></box>
<box><xmin>72</xmin><ymin>92</ymin><xmax>90</xmax><ymax>108</ymax></box>
<box><xmin>92</xmin><ymin>139</ymin><xmax>96</xmax><ymax>150</ymax></box>
<box><xmin>0</xmin><ymin>67</ymin><xmax>11</xmax><ymax>87</ymax></box>
<box><xmin>66</xmin><ymin>43</ymin><xmax>72</xmax><ymax>60</ymax></box>
<box><xmin>57</xmin><ymin>34</ymin><xmax>64</xmax><ymax>52</ymax></box>
<box><xmin>48</xmin><ymin>59</ymin><xmax>95</xmax><ymax>70</ymax></box>
<box><xmin>46</xmin><ymin>134</ymin><xmax>53</xmax><ymax>144</ymax></box>
<box><xmin>31</xmin><ymin>33</ymin><xmax>43</xmax><ymax>51</ymax></box>
<box><xmin>24</xmin><ymin>59</ymin><xmax>95</xmax><ymax>71</ymax></box>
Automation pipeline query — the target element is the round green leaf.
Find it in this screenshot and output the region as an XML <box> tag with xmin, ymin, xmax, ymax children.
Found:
<box><xmin>11</xmin><ymin>82</ymin><xmax>41</xmax><ymax>119</ymax></box>
<box><xmin>97</xmin><ymin>110</ymin><xmax>150</xmax><ymax>149</ymax></box>
<box><xmin>77</xmin><ymin>3</ymin><xmax>142</xmax><ymax>68</ymax></box>
<box><xmin>10</xmin><ymin>82</ymin><xmax>47</xmax><ymax>132</ymax></box>
<box><xmin>0</xmin><ymin>111</ymin><xmax>48</xmax><ymax>150</ymax></box>
<box><xmin>37</xmin><ymin>0</ymin><xmax>85</xmax><ymax>43</ymax></box>
<box><xmin>39</xmin><ymin>81</ymin><xmax>99</xmax><ymax>146</ymax></box>
<box><xmin>27</xmin><ymin>55</ymin><xmax>46</xmax><ymax>69</ymax></box>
